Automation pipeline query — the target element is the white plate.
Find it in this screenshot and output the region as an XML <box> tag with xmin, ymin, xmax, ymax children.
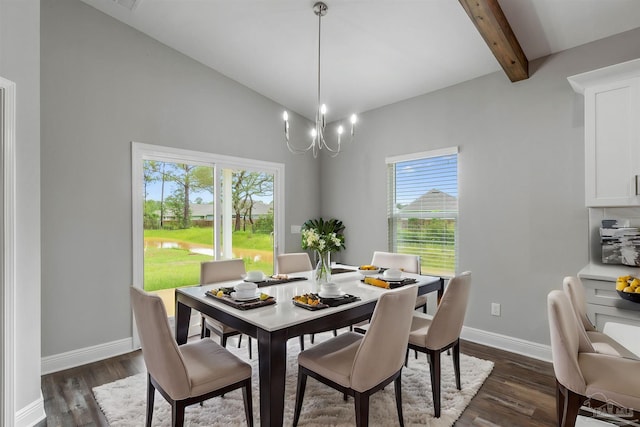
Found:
<box><xmin>231</xmin><ymin>292</ymin><xmax>259</xmax><ymax>301</ymax></box>
<box><xmin>358</xmin><ymin>269</ymin><xmax>380</xmax><ymax>276</ymax></box>
<box><xmin>319</xmin><ymin>290</ymin><xmax>346</xmax><ymax>298</ymax></box>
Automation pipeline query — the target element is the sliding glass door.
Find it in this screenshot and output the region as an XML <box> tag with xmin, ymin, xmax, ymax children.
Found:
<box><xmin>132</xmin><ymin>143</ymin><xmax>284</xmax><ymax>324</ymax></box>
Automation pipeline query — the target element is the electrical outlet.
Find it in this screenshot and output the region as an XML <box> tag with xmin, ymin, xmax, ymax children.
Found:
<box><xmin>491</xmin><ymin>303</ymin><xmax>501</xmax><ymax>316</ymax></box>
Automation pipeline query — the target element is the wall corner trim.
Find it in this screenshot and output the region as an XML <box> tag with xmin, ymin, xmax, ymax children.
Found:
<box><xmin>15</xmin><ymin>393</ymin><xmax>45</xmax><ymax>427</ymax></box>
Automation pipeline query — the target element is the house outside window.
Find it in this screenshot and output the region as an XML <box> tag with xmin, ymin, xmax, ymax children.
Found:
<box><xmin>386</xmin><ymin>147</ymin><xmax>458</xmax><ymax>277</ymax></box>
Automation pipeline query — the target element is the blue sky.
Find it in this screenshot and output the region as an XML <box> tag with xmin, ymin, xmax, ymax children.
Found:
<box><xmin>394</xmin><ymin>154</ymin><xmax>458</xmax><ymax>205</ymax></box>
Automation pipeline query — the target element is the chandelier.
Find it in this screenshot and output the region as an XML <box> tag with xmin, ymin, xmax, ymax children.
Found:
<box><xmin>283</xmin><ymin>2</ymin><xmax>357</xmax><ymax>158</ymax></box>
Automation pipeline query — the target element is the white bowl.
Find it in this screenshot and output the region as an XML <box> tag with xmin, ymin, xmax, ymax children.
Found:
<box><xmin>383</xmin><ymin>268</ymin><xmax>403</xmax><ymax>280</ymax></box>
<box><xmin>358</xmin><ymin>268</ymin><xmax>380</xmax><ymax>276</ymax></box>
<box><xmin>320</xmin><ymin>282</ymin><xmax>341</xmax><ymax>296</ymax></box>
<box><xmin>245</xmin><ymin>271</ymin><xmax>266</xmax><ymax>282</ymax></box>
<box><xmin>236</xmin><ymin>282</ymin><xmax>258</xmax><ymax>294</ymax></box>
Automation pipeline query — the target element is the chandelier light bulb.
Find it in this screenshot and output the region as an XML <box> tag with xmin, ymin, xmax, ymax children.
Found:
<box><xmin>320</xmin><ymin>104</ymin><xmax>327</xmax><ymax>115</ymax></box>
<box><xmin>350</xmin><ymin>114</ymin><xmax>357</xmax><ymax>125</ymax></box>
<box><xmin>337</xmin><ymin>125</ymin><xmax>344</xmax><ymax>135</ymax></box>
<box><xmin>283</xmin><ymin>111</ymin><xmax>289</xmax><ymax>121</ymax></box>
<box><xmin>311</xmin><ymin>128</ymin><xmax>317</xmax><ymax>138</ymax></box>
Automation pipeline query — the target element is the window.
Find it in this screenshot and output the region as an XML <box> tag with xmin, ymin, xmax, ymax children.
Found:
<box><xmin>132</xmin><ymin>143</ymin><xmax>284</xmax><ymax>323</ymax></box>
<box><xmin>386</xmin><ymin>147</ymin><xmax>458</xmax><ymax>277</ymax></box>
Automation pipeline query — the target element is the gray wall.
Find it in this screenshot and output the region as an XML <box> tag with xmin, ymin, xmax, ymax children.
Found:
<box><xmin>322</xmin><ymin>28</ymin><xmax>640</xmax><ymax>345</ymax></box>
<box><xmin>40</xmin><ymin>0</ymin><xmax>318</xmax><ymax>357</ymax></box>
<box><xmin>38</xmin><ymin>0</ymin><xmax>640</xmax><ymax>357</ymax></box>
<box><xmin>0</xmin><ymin>0</ymin><xmax>42</xmax><ymax>415</ymax></box>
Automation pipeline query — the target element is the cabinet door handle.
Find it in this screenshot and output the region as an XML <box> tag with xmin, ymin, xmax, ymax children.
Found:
<box><xmin>636</xmin><ymin>175</ymin><xmax>639</xmax><ymax>196</ymax></box>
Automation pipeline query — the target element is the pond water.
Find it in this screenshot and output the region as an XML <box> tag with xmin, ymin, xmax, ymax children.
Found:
<box><xmin>145</xmin><ymin>238</ymin><xmax>273</xmax><ymax>263</ymax></box>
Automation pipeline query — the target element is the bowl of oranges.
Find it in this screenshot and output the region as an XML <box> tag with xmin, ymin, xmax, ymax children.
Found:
<box><xmin>616</xmin><ymin>275</ymin><xmax>640</xmax><ymax>303</ymax></box>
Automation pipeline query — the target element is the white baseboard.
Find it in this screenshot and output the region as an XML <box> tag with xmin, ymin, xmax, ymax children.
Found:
<box><xmin>461</xmin><ymin>325</ymin><xmax>552</xmax><ymax>362</ymax></box>
<box><xmin>15</xmin><ymin>392</ymin><xmax>45</xmax><ymax>427</ymax></box>
<box><xmin>41</xmin><ymin>338</ymin><xmax>134</xmax><ymax>375</ymax></box>
<box><xmin>41</xmin><ymin>321</ymin><xmax>202</xmax><ymax>375</ymax></box>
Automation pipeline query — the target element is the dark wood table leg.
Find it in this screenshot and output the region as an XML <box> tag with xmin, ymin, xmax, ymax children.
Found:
<box><xmin>175</xmin><ymin>299</ymin><xmax>191</xmax><ymax>345</ymax></box>
<box><xmin>257</xmin><ymin>328</ymin><xmax>288</xmax><ymax>427</ymax></box>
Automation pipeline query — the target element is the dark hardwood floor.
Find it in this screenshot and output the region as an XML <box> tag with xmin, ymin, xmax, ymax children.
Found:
<box><xmin>38</xmin><ymin>337</ymin><xmax>560</xmax><ymax>426</ymax></box>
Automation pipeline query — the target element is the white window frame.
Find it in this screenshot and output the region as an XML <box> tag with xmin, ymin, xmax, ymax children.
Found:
<box><xmin>385</xmin><ymin>146</ymin><xmax>459</xmax><ymax>277</ymax></box>
<box><xmin>131</xmin><ymin>142</ymin><xmax>285</xmax><ymax>346</ymax></box>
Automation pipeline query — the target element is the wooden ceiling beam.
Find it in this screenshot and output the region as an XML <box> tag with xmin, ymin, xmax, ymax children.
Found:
<box><xmin>459</xmin><ymin>0</ymin><xmax>529</xmax><ymax>82</ymax></box>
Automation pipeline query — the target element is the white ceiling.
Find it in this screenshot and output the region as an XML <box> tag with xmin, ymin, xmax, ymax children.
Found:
<box><xmin>81</xmin><ymin>0</ymin><xmax>640</xmax><ymax>121</ymax></box>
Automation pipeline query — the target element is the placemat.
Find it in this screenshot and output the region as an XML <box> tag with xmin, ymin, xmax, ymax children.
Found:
<box><xmin>319</xmin><ymin>294</ymin><xmax>360</xmax><ymax>306</ymax></box>
<box><xmin>251</xmin><ymin>276</ymin><xmax>307</xmax><ymax>288</ymax></box>
<box><xmin>361</xmin><ymin>277</ymin><xmax>417</xmax><ymax>289</ymax></box>
<box><xmin>205</xmin><ymin>291</ymin><xmax>276</xmax><ymax>310</ymax></box>
<box><xmin>330</xmin><ymin>267</ymin><xmax>356</xmax><ymax>274</ymax></box>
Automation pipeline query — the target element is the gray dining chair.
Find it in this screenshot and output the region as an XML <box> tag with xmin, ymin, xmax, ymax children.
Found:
<box><xmin>276</xmin><ymin>252</ymin><xmax>312</xmax><ymax>274</ymax></box>
<box><xmin>371</xmin><ymin>251</ymin><xmax>426</xmax><ymax>312</ymax></box>
<box><xmin>547</xmin><ymin>289</ymin><xmax>640</xmax><ymax>427</ymax></box>
<box><xmin>200</xmin><ymin>259</ymin><xmax>252</xmax><ymax>358</ymax></box>
<box><xmin>563</xmin><ymin>276</ymin><xmax>638</xmax><ymax>359</ymax></box>
<box><xmin>292</xmin><ymin>285</ymin><xmax>418</xmax><ymax>427</ymax></box>
<box><xmin>130</xmin><ymin>287</ymin><xmax>253</xmax><ymax>427</ymax></box>
<box><xmin>406</xmin><ymin>271</ymin><xmax>471</xmax><ymax>418</ymax></box>
<box><xmin>276</xmin><ymin>252</ymin><xmax>314</xmax><ymax>350</ymax></box>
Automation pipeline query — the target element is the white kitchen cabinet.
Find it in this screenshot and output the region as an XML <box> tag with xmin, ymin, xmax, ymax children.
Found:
<box><xmin>568</xmin><ymin>59</ymin><xmax>640</xmax><ymax>207</ymax></box>
<box><xmin>578</xmin><ymin>264</ymin><xmax>640</xmax><ymax>331</ymax></box>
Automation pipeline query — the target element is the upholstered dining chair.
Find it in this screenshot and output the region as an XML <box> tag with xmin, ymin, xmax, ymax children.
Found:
<box><xmin>547</xmin><ymin>289</ymin><xmax>640</xmax><ymax>427</ymax></box>
<box><xmin>130</xmin><ymin>287</ymin><xmax>253</xmax><ymax>427</ymax></box>
<box><xmin>563</xmin><ymin>276</ymin><xmax>638</xmax><ymax>359</ymax></box>
<box><xmin>200</xmin><ymin>259</ymin><xmax>252</xmax><ymax>358</ymax></box>
<box><xmin>292</xmin><ymin>285</ymin><xmax>418</xmax><ymax>427</ymax></box>
<box><xmin>406</xmin><ymin>271</ymin><xmax>471</xmax><ymax>418</ymax></box>
<box><xmin>276</xmin><ymin>252</ymin><xmax>312</xmax><ymax>274</ymax></box>
<box><xmin>275</xmin><ymin>252</ymin><xmax>315</xmax><ymax>350</ymax></box>
<box><xmin>371</xmin><ymin>251</ymin><xmax>426</xmax><ymax>312</ymax></box>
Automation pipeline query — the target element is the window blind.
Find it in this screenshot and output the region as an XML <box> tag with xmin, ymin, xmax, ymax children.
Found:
<box><xmin>386</xmin><ymin>148</ymin><xmax>458</xmax><ymax>277</ymax></box>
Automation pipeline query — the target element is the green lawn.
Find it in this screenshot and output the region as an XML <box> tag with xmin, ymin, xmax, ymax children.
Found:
<box><xmin>144</xmin><ymin>228</ymin><xmax>274</xmax><ymax>292</ymax></box>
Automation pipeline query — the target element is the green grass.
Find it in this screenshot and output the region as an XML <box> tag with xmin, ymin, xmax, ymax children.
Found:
<box><xmin>143</xmin><ymin>228</ymin><xmax>274</xmax><ymax>292</ymax></box>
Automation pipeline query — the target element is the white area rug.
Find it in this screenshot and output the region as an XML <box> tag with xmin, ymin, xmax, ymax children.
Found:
<box><xmin>93</xmin><ymin>332</ymin><xmax>493</xmax><ymax>426</ymax></box>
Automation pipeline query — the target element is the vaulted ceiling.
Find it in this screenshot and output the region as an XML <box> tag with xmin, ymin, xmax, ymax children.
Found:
<box><xmin>81</xmin><ymin>0</ymin><xmax>640</xmax><ymax>121</ymax></box>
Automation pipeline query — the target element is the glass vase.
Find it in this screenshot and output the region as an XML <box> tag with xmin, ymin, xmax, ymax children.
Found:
<box><xmin>314</xmin><ymin>251</ymin><xmax>332</xmax><ymax>285</ymax></box>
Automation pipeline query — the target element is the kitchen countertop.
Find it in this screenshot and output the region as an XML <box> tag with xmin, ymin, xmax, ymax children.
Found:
<box><xmin>578</xmin><ymin>263</ymin><xmax>640</xmax><ymax>281</ymax></box>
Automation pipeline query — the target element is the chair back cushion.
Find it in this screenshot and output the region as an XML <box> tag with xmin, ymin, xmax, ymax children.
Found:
<box><xmin>350</xmin><ymin>285</ymin><xmax>418</xmax><ymax>392</ymax></box>
<box><xmin>277</xmin><ymin>253</ymin><xmax>312</xmax><ymax>274</ymax></box>
<box><xmin>563</xmin><ymin>276</ymin><xmax>596</xmax><ymax>332</ymax></box>
<box><xmin>371</xmin><ymin>251</ymin><xmax>420</xmax><ymax>274</ymax></box>
<box><xmin>547</xmin><ymin>290</ymin><xmax>587</xmax><ymax>395</ymax></box>
<box><xmin>201</xmin><ymin>259</ymin><xmax>246</xmax><ymax>285</ymax></box>
<box><xmin>130</xmin><ymin>287</ymin><xmax>191</xmax><ymax>400</ymax></box>
<box><xmin>424</xmin><ymin>271</ymin><xmax>471</xmax><ymax>350</ymax></box>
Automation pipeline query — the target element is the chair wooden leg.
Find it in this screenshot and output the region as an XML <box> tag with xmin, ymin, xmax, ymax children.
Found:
<box><xmin>354</xmin><ymin>391</ymin><xmax>370</xmax><ymax>427</ymax></box>
<box><xmin>311</xmin><ymin>334</ymin><xmax>315</xmax><ymax>344</ymax></box>
<box><xmin>394</xmin><ymin>373</ymin><xmax>405</xmax><ymax>427</ymax></box>
<box><xmin>172</xmin><ymin>400</ymin><xmax>185</xmax><ymax>427</ymax></box>
<box><xmin>242</xmin><ymin>378</ymin><xmax>254</xmax><ymax>427</ymax></box>
<box><xmin>248</xmin><ymin>337</ymin><xmax>252</xmax><ymax>359</ymax></box>
<box><xmin>299</xmin><ymin>335</ymin><xmax>305</xmax><ymax>351</ymax></box>
<box><xmin>557</xmin><ymin>382</ymin><xmax>581</xmax><ymax>427</ymax></box>
<box><xmin>333</xmin><ymin>329</ymin><xmax>338</xmax><ymax>337</ymax></box>
<box><xmin>222</xmin><ymin>335</ymin><xmax>227</xmax><ymax>348</ymax></box>
<box><xmin>452</xmin><ymin>340</ymin><xmax>461</xmax><ymax>390</ymax></box>
<box><xmin>200</xmin><ymin>316</ymin><xmax>206</xmax><ymax>339</ymax></box>
<box><xmin>428</xmin><ymin>349</ymin><xmax>442</xmax><ymax>418</ymax></box>
<box><xmin>293</xmin><ymin>367</ymin><xmax>308</xmax><ymax>427</ymax></box>
<box><xmin>146</xmin><ymin>374</ymin><xmax>155</xmax><ymax>427</ymax></box>
<box><xmin>238</xmin><ymin>334</ymin><xmax>243</xmax><ymax>348</ymax></box>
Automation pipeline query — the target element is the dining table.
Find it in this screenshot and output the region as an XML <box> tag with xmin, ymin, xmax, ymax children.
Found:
<box><xmin>175</xmin><ymin>265</ymin><xmax>444</xmax><ymax>427</ymax></box>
